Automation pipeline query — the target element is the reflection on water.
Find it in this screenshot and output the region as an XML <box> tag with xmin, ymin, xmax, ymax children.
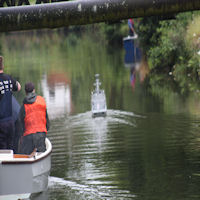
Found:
<box><xmin>123</xmin><ymin>36</ymin><xmax>141</xmax><ymax>69</ymax></box>
<box><xmin>123</xmin><ymin>35</ymin><xmax>149</xmax><ymax>91</ymax></box>
<box><xmin>41</xmin><ymin>73</ymin><xmax>72</xmax><ymax>119</ymax></box>
<box><xmin>49</xmin><ymin>109</ymin><xmax>141</xmax><ymax>170</ymax></box>
<box><xmin>47</xmin><ymin>109</ymin><xmax>143</xmax><ymax>200</ymax></box>
<box><xmin>47</xmin><ymin>109</ymin><xmax>200</xmax><ymax>200</ymax></box>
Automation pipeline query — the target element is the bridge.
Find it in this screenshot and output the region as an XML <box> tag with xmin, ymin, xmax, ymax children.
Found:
<box><xmin>0</xmin><ymin>0</ymin><xmax>200</xmax><ymax>32</ymax></box>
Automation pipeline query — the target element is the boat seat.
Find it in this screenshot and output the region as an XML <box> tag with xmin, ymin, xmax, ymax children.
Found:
<box><xmin>13</xmin><ymin>148</ymin><xmax>37</xmax><ymax>159</ymax></box>
<box><xmin>13</xmin><ymin>154</ymin><xmax>30</xmax><ymax>158</ymax></box>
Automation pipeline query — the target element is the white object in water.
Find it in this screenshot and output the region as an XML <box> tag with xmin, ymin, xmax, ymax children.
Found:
<box><xmin>91</xmin><ymin>74</ymin><xmax>107</xmax><ymax>117</ymax></box>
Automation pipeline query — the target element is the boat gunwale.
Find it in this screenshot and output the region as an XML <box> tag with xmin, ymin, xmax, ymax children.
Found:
<box><xmin>0</xmin><ymin>138</ymin><xmax>52</xmax><ymax>165</ymax></box>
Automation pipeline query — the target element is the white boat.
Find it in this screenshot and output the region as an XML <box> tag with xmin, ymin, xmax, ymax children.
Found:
<box><xmin>91</xmin><ymin>74</ymin><xmax>107</xmax><ymax>117</ymax></box>
<box><xmin>0</xmin><ymin>138</ymin><xmax>52</xmax><ymax>200</ymax></box>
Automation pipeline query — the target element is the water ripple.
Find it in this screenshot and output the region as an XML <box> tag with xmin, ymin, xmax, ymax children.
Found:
<box><xmin>49</xmin><ymin>176</ymin><xmax>136</xmax><ymax>200</ymax></box>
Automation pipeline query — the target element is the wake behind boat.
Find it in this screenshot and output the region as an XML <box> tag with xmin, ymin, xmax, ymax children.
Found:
<box><xmin>91</xmin><ymin>74</ymin><xmax>107</xmax><ymax>117</ymax></box>
<box><xmin>0</xmin><ymin>138</ymin><xmax>52</xmax><ymax>199</ymax></box>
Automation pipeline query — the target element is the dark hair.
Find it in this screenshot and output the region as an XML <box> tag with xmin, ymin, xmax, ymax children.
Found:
<box><xmin>0</xmin><ymin>56</ymin><xmax>3</xmax><ymax>70</ymax></box>
<box><xmin>25</xmin><ymin>82</ymin><xmax>35</xmax><ymax>93</ymax></box>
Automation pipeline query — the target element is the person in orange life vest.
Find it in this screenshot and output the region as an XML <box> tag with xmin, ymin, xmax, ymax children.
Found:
<box><xmin>0</xmin><ymin>55</ymin><xmax>21</xmax><ymax>150</ymax></box>
<box><xmin>18</xmin><ymin>82</ymin><xmax>50</xmax><ymax>154</ymax></box>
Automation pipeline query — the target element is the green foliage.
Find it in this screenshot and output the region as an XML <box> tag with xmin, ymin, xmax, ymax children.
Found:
<box><xmin>148</xmin><ymin>20</ymin><xmax>186</xmax><ymax>72</ymax></box>
<box><xmin>139</xmin><ymin>11</ymin><xmax>200</xmax><ymax>95</ymax></box>
<box><xmin>186</xmin><ymin>15</ymin><xmax>200</xmax><ymax>50</ymax></box>
<box><xmin>137</xmin><ymin>16</ymin><xmax>161</xmax><ymax>53</ymax></box>
<box><xmin>101</xmin><ymin>22</ymin><xmax>126</xmax><ymax>46</ymax></box>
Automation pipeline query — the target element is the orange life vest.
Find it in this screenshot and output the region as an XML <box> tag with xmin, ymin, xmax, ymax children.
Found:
<box><xmin>24</xmin><ymin>96</ymin><xmax>47</xmax><ymax>136</ymax></box>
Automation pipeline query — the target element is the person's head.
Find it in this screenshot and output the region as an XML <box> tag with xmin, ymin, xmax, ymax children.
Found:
<box><xmin>0</xmin><ymin>56</ymin><xmax>4</xmax><ymax>71</ymax></box>
<box><xmin>25</xmin><ymin>82</ymin><xmax>35</xmax><ymax>94</ymax></box>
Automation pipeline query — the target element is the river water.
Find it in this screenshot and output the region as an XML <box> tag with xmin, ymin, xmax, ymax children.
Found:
<box><xmin>1</xmin><ymin>29</ymin><xmax>200</xmax><ymax>200</ymax></box>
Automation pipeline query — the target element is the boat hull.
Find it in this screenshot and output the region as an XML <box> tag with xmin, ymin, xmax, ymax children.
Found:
<box><xmin>92</xmin><ymin>110</ymin><xmax>107</xmax><ymax>117</ymax></box>
<box><xmin>91</xmin><ymin>91</ymin><xmax>107</xmax><ymax>118</ymax></box>
<box><xmin>0</xmin><ymin>138</ymin><xmax>52</xmax><ymax>197</ymax></box>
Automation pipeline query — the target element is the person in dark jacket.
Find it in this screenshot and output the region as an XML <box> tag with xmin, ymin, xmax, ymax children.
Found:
<box><xmin>0</xmin><ymin>55</ymin><xmax>21</xmax><ymax>150</ymax></box>
<box><xmin>19</xmin><ymin>82</ymin><xmax>50</xmax><ymax>154</ymax></box>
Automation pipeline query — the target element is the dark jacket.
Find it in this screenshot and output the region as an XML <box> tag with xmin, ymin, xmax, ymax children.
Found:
<box><xmin>0</xmin><ymin>73</ymin><xmax>18</xmax><ymax>121</ymax></box>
